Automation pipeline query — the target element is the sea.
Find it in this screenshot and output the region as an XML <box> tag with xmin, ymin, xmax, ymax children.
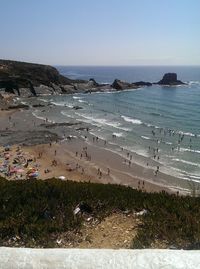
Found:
<box><xmin>34</xmin><ymin>66</ymin><xmax>200</xmax><ymax>183</ymax></box>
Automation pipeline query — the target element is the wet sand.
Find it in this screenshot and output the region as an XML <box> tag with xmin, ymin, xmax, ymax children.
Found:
<box><xmin>0</xmin><ymin>107</ymin><xmax>192</xmax><ymax>195</ymax></box>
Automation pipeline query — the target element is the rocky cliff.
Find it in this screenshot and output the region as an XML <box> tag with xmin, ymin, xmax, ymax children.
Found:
<box><xmin>157</xmin><ymin>73</ymin><xmax>184</xmax><ymax>85</ymax></box>
<box><xmin>0</xmin><ymin>59</ymin><xmax>74</xmax><ymax>85</ymax></box>
<box><xmin>0</xmin><ymin>59</ymin><xmax>78</xmax><ymax>96</ymax></box>
<box><xmin>0</xmin><ymin>60</ymin><xmax>114</xmax><ymax>97</ymax></box>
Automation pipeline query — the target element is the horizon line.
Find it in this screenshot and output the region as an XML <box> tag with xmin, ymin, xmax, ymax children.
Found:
<box><xmin>1</xmin><ymin>58</ymin><xmax>200</xmax><ymax>67</ymax></box>
<box><xmin>55</xmin><ymin>64</ymin><xmax>200</xmax><ymax>67</ymax></box>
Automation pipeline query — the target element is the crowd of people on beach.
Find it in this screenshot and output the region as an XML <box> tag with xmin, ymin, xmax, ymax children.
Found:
<box><xmin>71</xmin><ymin>133</ymin><xmax>149</xmax><ymax>191</ymax></box>
<box><xmin>0</xmin><ymin>145</ymin><xmax>39</xmax><ymax>180</ymax></box>
<box><xmin>1</xmin><ymin>111</ymin><xmax>198</xmax><ymax>194</ymax></box>
<box><xmin>147</xmin><ymin>127</ymin><xmax>197</xmax><ymax>176</ymax></box>
<box><xmin>74</xmin><ymin>144</ymin><xmax>110</xmax><ymax>180</ymax></box>
<box><xmin>70</xmin><ymin>121</ymin><xmax>198</xmax><ymax>193</ymax></box>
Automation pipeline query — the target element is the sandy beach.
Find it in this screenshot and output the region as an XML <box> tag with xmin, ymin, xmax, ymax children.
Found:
<box><xmin>0</xmin><ymin>104</ymin><xmax>193</xmax><ymax>195</ymax></box>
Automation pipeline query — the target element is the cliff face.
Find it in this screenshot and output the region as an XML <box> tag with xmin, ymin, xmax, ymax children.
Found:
<box><xmin>0</xmin><ymin>59</ymin><xmax>73</xmax><ymax>86</ymax></box>
<box><xmin>0</xmin><ymin>59</ymin><xmax>76</xmax><ymax>96</ymax></box>
<box><xmin>0</xmin><ymin>60</ymin><xmax>104</xmax><ymax>96</ymax></box>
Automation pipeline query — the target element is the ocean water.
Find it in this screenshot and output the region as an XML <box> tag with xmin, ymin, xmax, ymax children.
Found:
<box><xmin>36</xmin><ymin>66</ymin><xmax>200</xmax><ymax>182</ymax></box>
<box><xmin>57</xmin><ymin>65</ymin><xmax>200</xmax><ymax>84</ymax></box>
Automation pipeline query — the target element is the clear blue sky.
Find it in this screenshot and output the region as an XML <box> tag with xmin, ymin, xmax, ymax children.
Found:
<box><xmin>0</xmin><ymin>0</ymin><xmax>200</xmax><ymax>65</ymax></box>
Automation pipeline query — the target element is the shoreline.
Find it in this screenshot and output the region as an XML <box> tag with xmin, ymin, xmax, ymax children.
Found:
<box><xmin>0</xmin><ymin>106</ymin><xmax>194</xmax><ymax>195</ymax></box>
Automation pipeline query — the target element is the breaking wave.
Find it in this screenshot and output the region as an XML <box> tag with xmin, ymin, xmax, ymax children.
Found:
<box><xmin>75</xmin><ymin>112</ymin><xmax>131</xmax><ymax>131</ymax></box>
<box><xmin>113</xmin><ymin>132</ymin><xmax>124</xmax><ymax>137</ymax></box>
<box><xmin>173</xmin><ymin>158</ymin><xmax>200</xmax><ymax>168</ymax></box>
<box><xmin>32</xmin><ymin>111</ymin><xmax>55</xmax><ymax>123</ymax></box>
<box><xmin>51</xmin><ymin>102</ymin><xmax>73</xmax><ymax>108</ymax></box>
<box><xmin>180</xmin><ymin>148</ymin><xmax>200</xmax><ymax>154</ymax></box>
<box><xmin>121</xmin><ymin>115</ymin><xmax>142</xmax><ymax>125</ymax></box>
<box><xmin>141</xmin><ymin>136</ymin><xmax>151</xmax><ymax>140</ymax></box>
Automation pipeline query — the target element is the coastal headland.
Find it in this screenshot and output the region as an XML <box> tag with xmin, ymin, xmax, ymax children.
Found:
<box><xmin>0</xmin><ymin>59</ymin><xmax>184</xmax><ymax>99</ymax></box>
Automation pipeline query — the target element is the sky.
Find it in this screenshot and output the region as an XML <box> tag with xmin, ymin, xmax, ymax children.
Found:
<box><xmin>0</xmin><ymin>0</ymin><xmax>200</xmax><ymax>66</ymax></box>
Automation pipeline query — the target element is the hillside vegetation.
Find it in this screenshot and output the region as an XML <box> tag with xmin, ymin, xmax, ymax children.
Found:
<box><xmin>0</xmin><ymin>59</ymin><xmax>72</xmax><ymax>86</ymax></box>
<box><xmin>0</xmin><ymin>177</ymin><xmax>200</xmax><ymax>249</ymax></box>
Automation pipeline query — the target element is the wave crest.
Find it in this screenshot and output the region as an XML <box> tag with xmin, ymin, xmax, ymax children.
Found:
<box><xmin>121</xmin><ymin>115</ymin><xmax>142</xmax><ymax>125</ymax></box>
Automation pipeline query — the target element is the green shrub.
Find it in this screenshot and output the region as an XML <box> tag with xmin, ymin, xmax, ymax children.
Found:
<box><xmin>0</xmin><ymin>177</ymin><xmax>200</xmax><ymax>248</ymax></box>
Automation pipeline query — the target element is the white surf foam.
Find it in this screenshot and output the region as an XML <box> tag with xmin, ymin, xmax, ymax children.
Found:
<box><xmin>188</xmin><ymin>81</ymin><xmax>200</xmax><ymax>86</ymax></box>
<box><xmin>20</xmin><ymin>101</ymin><xmax>28</xmax><ymax>105</ymax></box>
<box><xmin>182</xmin><ymin>176</ymin><xmax>200</xmax><ymax>183</ymax></box>
<box><xmin>173</xmin><ymin>158</ymin><xmax>200</xmax><ymax>168</ymax></box>
<box><xmin>146</xmin><ymin>123</ymin><xmax>160</xmax><ymax>129</ymax></box>
<box><xmin>141</xmin><ymin>135</ymin><xmax>151</xmax><ymax>140</ymax></box>
<box><xmin>78</xmin><ymin>99</ymin><xmax>88</xmax><ymax>104</ymax></box>
<box><xmin>51</xmin><ymin>102</ymin><xmax>74</xmax><ymax>108</ymax></box>
<box><xmin>165</xmin><ymin>142</ymin><xmax>173</xmax><ymax>145</ymax></box>
<box><xmin>118</xmin><ymin>126</ymin><xmax>132</xmax><ymax>131</ymax></box>
<box><xmin>134</xmin><ymin>149</ymin><xmax>149</xmax><ymax>157</ymax></box>
<box><xmin>180</xmin><ymin>147</ymin><xmax>200</xmax><ymax>154</ymax></box>
<box><xmin>32</xmin><ymin>112</ymin><xmax>55</xmax><ymax>123</ymax></box>
<box><xmin>113</xmin><ymin>132</ymin><xmax>124</xmax><ymax>137</ymax></box>
<box><xmin>51</xmin><ymin>102</ymin><xmax>64</xmax><ymax>106</ymax></box>
<box><xmin>179</xmin><ymin>131</ymin><xmax>196</xmax><ymax>137</ymax></box>
<box><xmin>38</xmin><ymin>98</ymin><xmax>49</xmax><ymax>103</ymax></box>
<box><xmin>75</xmin><ymin>112</ymin><xmax>131</xmax><ymax>131</ymax></box>
<box><xmin>32</xmin><ymin>111</ymin><xmax>46</xmax><ymax>121</ymax></box>
<box><xmin>188</xmin><ymin>175</ymin><xmax>200</xmax><ymax>180</ymax></box>
<box><xmin>60</xmin><ymin>111</ymin><xmax>79</xmax><ymax>120</ymax></box>
<box><xmin>121</xmin><ymin>115</ymin><xmax>142</xmax><ymax>125</ymax></box>
<box><xmin>89</xmin><ymin>131</ymin><xmax>107</xmax><ymax>141</ymax></box>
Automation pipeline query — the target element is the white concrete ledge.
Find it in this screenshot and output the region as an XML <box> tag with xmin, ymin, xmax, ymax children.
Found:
<box><xmin>0</xmin><ymin>248</ymin><xmax>200</xmax><ymax>269</ymax></box>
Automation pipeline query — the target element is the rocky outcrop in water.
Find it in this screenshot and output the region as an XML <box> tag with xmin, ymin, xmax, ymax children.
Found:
<box><xmin>157</xmin><ymin>73</ymin><xmax>184</xmax><ymax>85</ymax></box>
<box><xmin>89</xmin><ymin>78</ymin><xmax>99</xmax><ymax>87</ymax></box>
<box><xmin>111</xmin><ymin>79</ymin><xmax>153</xmax><ymax>90</ymax></box>
<box><xmin>133</xmin><ymin>81</ymin><xmax>152</xmax><ymax>87</ymax></box>
<box><xmin>111</xmin><ymin>79</ymin><xmax>137</xmax><ymax>90</ymax></box>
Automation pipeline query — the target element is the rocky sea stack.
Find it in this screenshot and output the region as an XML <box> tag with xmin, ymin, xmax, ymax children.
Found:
<box><xmin>157</xmin><ymin>73</ymin><xmax>185</xmax><ymax>86</ymax></box>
